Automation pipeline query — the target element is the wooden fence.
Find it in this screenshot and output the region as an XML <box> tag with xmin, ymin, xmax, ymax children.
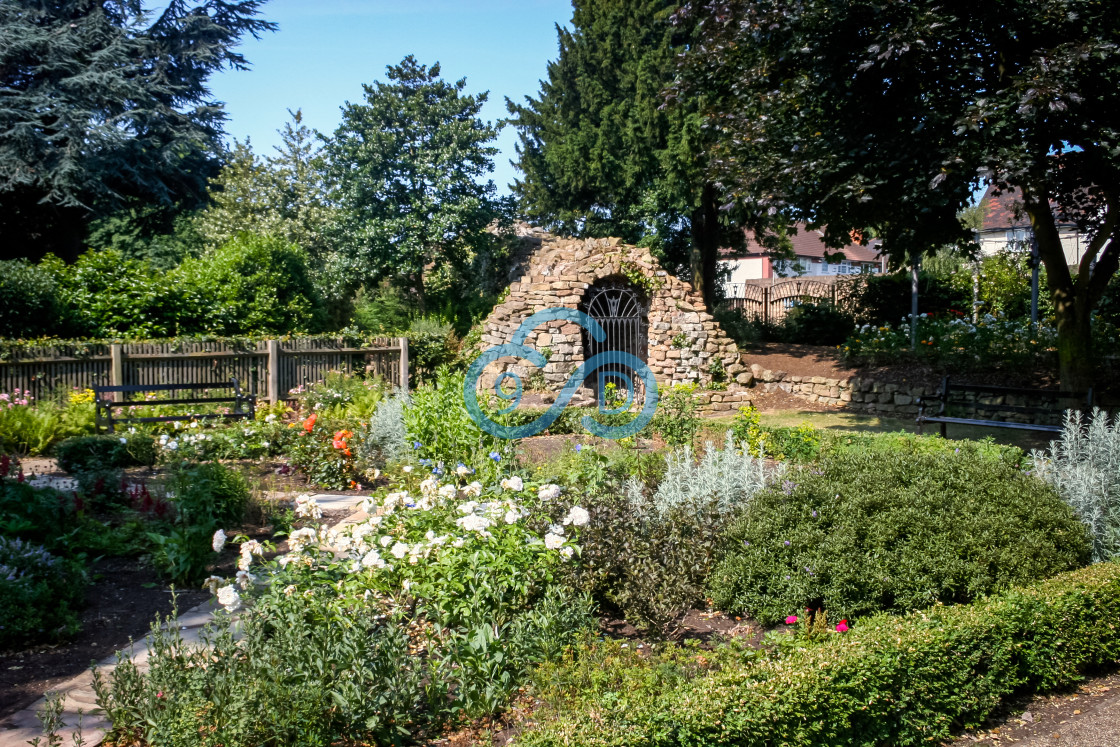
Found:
<box><xmin>0</xmin><ymin>338</ymin><xmax>409</xmax><ymax>404</ymax></box>
<box><xmin>724</xmin><ymin>278</ymin><xmax>839</xmax><ymax>323</ymax></box>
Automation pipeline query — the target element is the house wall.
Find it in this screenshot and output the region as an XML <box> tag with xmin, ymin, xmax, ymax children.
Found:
<box><xmin>478</xmin><ymin>233</ymin><xmax>744</xmax><ymax>393</ymax></box>
<box><xmin>976</xmin><ymin>227</ymin><xmax>1084</xmax><ymax>266</ymax></box>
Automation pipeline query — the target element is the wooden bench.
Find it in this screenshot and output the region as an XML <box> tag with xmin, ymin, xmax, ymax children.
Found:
<box><xmin>916</xmin><ymin>376</ymin><xmax>1093</xmax><ymax>437</ymax></box>
<box><xmin>93</xmin><ymin>377</ymin><xmax>256</xmax><ymax>433</ymax></box>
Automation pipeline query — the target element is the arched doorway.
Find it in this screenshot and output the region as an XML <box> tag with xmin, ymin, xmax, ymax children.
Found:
<box><xmin>579</xmin><ymin>277</ymin><xmax>649</xmax><ymax>401</ymax></box>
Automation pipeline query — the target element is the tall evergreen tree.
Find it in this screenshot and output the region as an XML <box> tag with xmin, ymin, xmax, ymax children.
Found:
<box><xmin>507</xmin><ymin>0</ymin><xmax>742</xmax><ymax>302</ymax></box>
<box><xmin>326</xmin><ymin>56</ymin><xmax>503</xmax><ymax>311</ymax></box>
<box><xmin>0</xmin><ymin>0</ymin><xmax>274</xmax><ymax>260</ymax></box>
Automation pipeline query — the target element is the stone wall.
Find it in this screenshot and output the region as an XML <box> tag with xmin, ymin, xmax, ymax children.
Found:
<box><xmin>749</xmin><ymin>365</ymin><xmax>1064</xmax><ymax>425</ymax></box>
<box><xmin>478</xmin><ymin>230</ymin><xmax>743</xmax><ymax>392</ymax></box>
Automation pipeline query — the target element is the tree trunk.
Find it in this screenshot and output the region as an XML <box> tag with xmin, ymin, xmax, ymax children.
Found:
<box><xmin>689</xmin><ymin>183</ymin><xmax>722</xmax><ymax>307</ymax></box>
<box><xmin>1024</xmin><ymin>187</ymin><xmax>1097</xmax><ymax>392</ymax></box>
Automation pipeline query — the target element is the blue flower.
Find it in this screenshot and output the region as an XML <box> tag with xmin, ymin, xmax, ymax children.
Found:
<box><xmin>413</xmin><ymin>441</ymin><xmax>421</xmax><ymax>450</ymax></box>
<box><xmin>574</xmin><ymin>444</ymin><xmax>582</xmax><ymax>453</ymax></box>
<box><xmin>488</xmin><ymin>451</ymin><xmax>501</xmax><ymax>462</ymax></box>
<box><xmin>784</xmin><ymin>540</ymin><xmax>791</xmax><ymax>546</ymax></box>
<box><xmin>432</xmin><ymin>466</ymin><xmax>443</xmax><ymax>476</ymax></box>
<box><xmin>419</xmin><ymin>458</ymin><xmax>432</xmax><ymax>467</ymax></box>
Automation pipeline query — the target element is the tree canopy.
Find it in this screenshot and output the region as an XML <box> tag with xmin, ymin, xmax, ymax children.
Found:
<box><xmin>507</xmin><ymin>0</ymin><xmax>743</xmax><ymax>302</ymax></box>
<box><xmin>326</xmin><ymin>56</ymin><xmax>505</xmax><ymax>311</ymax></box>
<box><xmin>683</xmin><ymin>0</ymin><xmax>1120</xmax><ymax>387</ymax></box>
<box><xmin>0</xmin><ymin>0</ymin><xmax>275</xmax><ymax>260</ymax></box>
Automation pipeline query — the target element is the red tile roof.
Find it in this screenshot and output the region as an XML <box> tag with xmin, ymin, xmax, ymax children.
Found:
<box><xmin>722</xmin><ymin>223</ymin><xmax>883</xmax><ymax>263</ymax></box>
<box><xmin>978</xmin><ymin>184</ymin><xmax>1076</xmax><ymax>231</ymax></box>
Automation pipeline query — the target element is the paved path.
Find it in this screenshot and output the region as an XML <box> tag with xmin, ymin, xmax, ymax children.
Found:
<box><xmin>0</xmin><ymin>494</ymin><xmax>366</xmax><ymax>747</ymax></box>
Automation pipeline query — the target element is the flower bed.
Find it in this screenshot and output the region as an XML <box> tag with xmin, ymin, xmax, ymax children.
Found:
<box><xmin>519</xmin><ymin>561</ymin><xmax>1120</xmax><ymax>746</ymax></box>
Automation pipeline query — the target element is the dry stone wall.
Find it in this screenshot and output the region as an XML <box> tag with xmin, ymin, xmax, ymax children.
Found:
<box><xmin>478</xmin><ymin>230</ymin><xmax>743</xmax><ymax>393</ymax></box>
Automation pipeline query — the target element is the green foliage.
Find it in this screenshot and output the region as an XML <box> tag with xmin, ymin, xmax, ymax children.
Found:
<box><xmin>356</xmin><ymin>392</ymin><xmax>409</xmax><ymax>473</ymax></box>
<box><xmin>653</xmin><ymin>383</ymin><xmax>700</xmax><ymax>447</ymax></box>
<box><xmin>708</xmin><ymin>451</ymin><xmax>1091</xmax><ymax>624</ymax></box>
<box><xmin>0</xmin><ymin>538</ymin><xmax>86</xmax><ymax>650</ymax></box>
<box><xmin>296</xmin><ymin>372</ymin><xmax>386</xmax><ymax>420</ymax></box>
<box><xmin>1034</xmin><ymin>409</ymin><xmax>1120</xmax><ymax>563</ymax></box>
<box><xmin>404</xmin><ymin>368</ymin><xmax>505</xmax><ymax>474</ymax></box>
<box><xmin>349</xmin><ymin>282</ymin><xmax>414</xmax><ymax>334</ymax></box>
<box><xmin>0</xmin><ymin>0</ymin><xmax>274</xmax><ymax>258</ymax></box>
<box><xmin>507</xmin><ymin>0</ymin><xmax>741</xmax><ymax>294</ymax></box>
<box><xmin>520</xmin><ymin>562</ymin><xmax>1120</xmax><ymax>746</ymax></box>
<box><xmin>730</xmin><ymin>405</ymin><xmax>822</xmax><ymax>462</ymax></box>
<box><xmin>150</xmin><ymin>463</ymin><xmax>249</xmax><ymax>584</ymax></box>
<box><xmin>327</xmin><ymin>56</ymin><xmax>504</xmax><ymax>308</ymax></box>
<box><xmin>406</xmin><ymin>317</ymin><xmax>459</xmax><ymax>379</ymax></box>
<box><xmin>0</xmin><ymin>260</ymin><xmax>65</xmax><ymax>338</ymax></box>
<box><xmin>682</xmin><ymin>0</ymin><xmax>1120</xmax><ymax>388</ymax></box>
<box><xmin>781</xmin><ymin>302</ymin><xmax>855</xmax><ymax>346</ymax></box>
<box><xmin>965</xmin><ymin>247</ymin><xmax>1055</xmax><ymax>319</ymax></box>
<box><xmin>837</xmin><ymin>271</ymin><xmax>971</xmax><ymax>327</ymax></box>
<box><xmin>286</xmin><ymin>415</ymin><xmax>361</xmax><ymax>490</ymax></box>
<box><xmin>178</xmin><ymin>233</ymin><xmax>322</xmax><ymax>335</ymax></box>
<box><xmin>0</xmin><ymin>465</ymin><xmax>77</xmax><ymax>550</ymax></box>
<box><xmin>55</xmin><ymin>433</ymin><xmax>157</xmax><ymax>474</ymax></box>
<box><xmin>820</xmin><ymin>428</ymin><xmax>1026</xmax><ymax>467</ymax></box>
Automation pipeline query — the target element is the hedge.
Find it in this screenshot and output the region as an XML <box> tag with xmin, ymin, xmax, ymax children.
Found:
<box><xmin>518</xmin><ymin>562</ymin><xmax>1120</xmax><ymax>746</ymax></box>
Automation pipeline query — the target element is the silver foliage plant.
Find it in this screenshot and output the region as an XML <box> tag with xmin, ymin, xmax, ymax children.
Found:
<box><xmin>361</xmin><ymin>389</ymin><xmax>410</xmax><ymax>466</ymax></box>
<box><xmin>1034</xmin><ymin>408</ymin><xmax>1120</xmax><ymax>562</ymax></box>
<box><xmin>626</xmin><ymin>432</ymin><xmax>783</xmax><ymax>519</ymax></box>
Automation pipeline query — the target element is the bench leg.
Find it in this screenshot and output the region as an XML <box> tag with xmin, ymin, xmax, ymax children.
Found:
<box><xmin>940</xmin><ymin>421</ymin><xmax>947</xmax><ymax>439</ymax></box>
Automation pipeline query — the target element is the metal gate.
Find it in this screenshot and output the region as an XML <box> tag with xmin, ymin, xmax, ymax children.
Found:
<box><xmin>580</xmin><ymin>279</ymin><xmax>649</xmax><ymax>397</ymax></box>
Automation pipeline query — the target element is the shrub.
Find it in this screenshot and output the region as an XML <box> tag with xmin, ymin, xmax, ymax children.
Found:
<box><xmin>0</xmin><ymin>259</ymin><xmax>67</xmax><ymax>338</ymax></box>
<box><xmin>729</xmin><ymin>405</ymin><xmax>823</xmax><ymax>462</ymax></box>
<box><xmin>820</xmin><ymin>428</ymin><xmax>1027</xmax><ymax>467</ymax></box>
<box><xmin>653</xmin><ymin>383</ymin><xmax>700</xmax><ymax>448</ymax></box>
<box><xmin>520</xmin><ymin>562</ymin><xmax>1120</xmax><ymax>747</ymax></box>
<box><xmin>404</xmin><ymin>368</ymin><xmax>504</xmax><ymax>475</ymax></box>
<box><xmin>356</xmin><ymin>391</ymin><xmax>409</xmax><ymax>473</ymax></box>
<box><xmin>286</xmin><ymin>414</ymin><xmax>362</xmax><ymax>490</ymax></box>
<box><xmin>781</xmin><ymin>301</ymin><xmax>855</xmax><ymax>345</ymax></box>
<box><xmin>55</xmin><ymin>433</ymin><xmax>158</xmax><ymax>473</ymax></box>
<box><xmin>1034</xmin><ymin>409</ymin><xmax>1120</xmax><ymax>562</ymax></box>
<box><xmin>708</xmin><ymin>451</ymin><xmax>1091</xmax><ymax>624</ymax></box>
<box><xmin>837</xmin><ymin>269</ymin><xmax>970</xmax><ymax>326</ymax></box>
<box><xmin>349</xmin><ymin>281</ymin><xmax>413</xmax><ymax>334</ymax></box>
<box><xmin>295</xmin><ymin>371</ymin><xmax>386</xmax><ymax>419</ymax></box>
<box><xmin>0</xmin><ymin>468</ymin><xmax>78</xmax><ymax>550</ymax></box>
<box><xmin>177</xmin><ymin>233</ymin><xmax>323</xmax><ymax>335</ymax></box>
<box><xmin>563</xmin><ymin>436</ymin><xmax>777</xmax><ymax>632</ymax></box>
<box><xmin>406</xmin><ymin>316</ymin><xmax>458</xmax><ymax>380</ymax></box>
<box><xmin>149</xmin><ymin>462</ymin><xmax>250</xmax><ymax>584</ymax></box>
<box><xmin>0</xmin><ymin>537</ymin><xmax>86</xmax><ymax>649</ymax></box>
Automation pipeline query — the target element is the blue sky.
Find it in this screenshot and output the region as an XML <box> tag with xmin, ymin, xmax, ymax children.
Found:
<box><xmin>208</xmin><ymin>0</ymin><xmax>574</xmax><ymax>195</ymax></box>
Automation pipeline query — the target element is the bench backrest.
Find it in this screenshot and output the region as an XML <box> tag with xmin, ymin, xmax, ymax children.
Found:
<box><xmin>937</xmin><ymin>376</ymin><xmax>1093</xmax><ymax>425</ymax></box>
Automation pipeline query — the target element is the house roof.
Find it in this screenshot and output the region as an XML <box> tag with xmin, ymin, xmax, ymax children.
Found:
<box><xmin>978</xmin><ymin>184</ymin><xmax>1076</xmax><ymax>231</ymax></box>
<box><xmin>723</xmin><ymin>223</ymin><xmax>883</xmax><ymax>263</ymax></box>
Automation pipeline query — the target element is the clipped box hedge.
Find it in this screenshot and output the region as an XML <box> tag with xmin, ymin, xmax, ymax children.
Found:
<box><xmin>519</xmin><ymin>562</ymin><xmax>1120</xmax><ymax>746</ymax></box>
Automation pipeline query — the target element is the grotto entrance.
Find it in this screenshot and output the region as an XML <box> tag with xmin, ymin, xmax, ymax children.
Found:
<box><xmin>579</xmin><ymin>276</ymin><xmax>649</xmax><ymax>402</ymax></box>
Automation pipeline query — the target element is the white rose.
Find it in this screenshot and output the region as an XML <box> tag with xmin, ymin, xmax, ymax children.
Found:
<box><xmin>463</xmin><ymin>481</ymin><xmax>483</xmax><ymax>497</ymax></box>
<box><xmin>438</xmin><ymin>484</ymin><xmax>458</xmax><ymax>499</ymax></box>
<box><xmin>544</xmin><ymin>532</ymin><xmax>564</xmax><ymax>550</ymax></box>
<box><xmin>211</xmin><ymin>529</ymin><xmax>227</xmax><ymax>553</ymax></box>
<box><xmin>402</xmin><ymin>465</ymin><xmax>413</xmax><ymax>473</ymax></box>
<box><xmin>563</xmin><ymin>506</ymin><xmax>590</xmax><ymax>527</ymax></box>
<box><xmin>390</xmin><ymin>542</ymin><xmax>409</xmax><ymax>559</ymax></box>
<box><xmin>216</xmin><ymin>585</ymin><xmax>241</xmax><ymax>612</ymax></box>
<box><xmin>560</xmin><ymin>546</ymin><xmax>575</xmax><ymax>560</ymax></box>
<box><xmin>500</xmin><ymin>476</ymin><xmax>524</xmax><ymax>492</ymax></box>
<box><xmin>504</xmin><ymin>510</ymin><xmax>520</xmax><ymax>525</ymax></box>
<box><xmin>538</xmin><ymin>484</ymin><xmax>562</xmax><ymax>501</ymax></box>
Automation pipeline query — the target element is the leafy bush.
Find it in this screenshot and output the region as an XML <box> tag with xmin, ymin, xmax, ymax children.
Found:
<box><xmin>404</xmin><ymin>368</ymin><xmax>504</xmax><ymax>475</ymax></box>
<box><xmin>349</xmin><ymin>281</ymin><xmax>414</xmax><ymax>334</ymax></box>
<box><xmin>0</xmin><ymin>537</ymin><xmax>86</xmax><ymax>649</ymax></box>
<box><xmin>1034</xmin><ymin>409</ymin><xmax>1120</xmax><ymax>562</ymax></box>
<box><xmin>837</xmin><ymin>269</ymin><xmax>970</xmax><ymax>326</ymax></box>
<box><xmin>821</xmin><ymin>427</ymin><xmax>1027</xmax><ymax>466</ymax></box>
<box><xmin>0</xmin><ymin>393</ymin><xmax>94</xmax><ymax>455</ymax></box>
<box><xmin>730</xmin><ymin>405</ymin><xmax>823</xmax><ymax>462</ymax></box>
<box><xmin>286</xmin><ymin>414</ymin><xmax>362</xmax><ymax>490</ymax></box>
<box><xmin>406</xmin><ymin>316</ymin><xmax>458</xmax><ymax>379</ymax></box>
<box><xmin>520</xmin><ymin>562</ymin><xmax>1120</xmax><ymax>747</ymax></box>
<box><xmin>55</xmin><ymin>433</ymin><xmax>157</xmax><ymax>473</ymax></box>
<box><xmin>0</xmin><ymin>465</ymin><xmax>78</xmax><ymax>550</ymax></box>
<box><xmin>0</xmin><ymin>259</ymin><xmax>66</xmax><ymax>338</ymax></box>
<box><xmin>177</xmin><ymin>233</ymin><xmax>323</xmax><ymax>335</ymax></box>
<box><xmin>356</xmin><ymin>391</ymin><xmax>409</xmax><ymax>473</ymax></box>
<box><xmin>781</xmin><ymin>301</ymin><xmax>855</xmax><ymax>345</ymax></box>
<box><xmin>708</xmin><ymin>451</ymin><xmax>1091</xmax><ymax>624</ymax></box>
<box><xmin>562</xmin><ymin>436</ymin><xmax>777</xmax><ymax>632</ymax></box>
<box><xmin>653</xmin><ymin>383</ymin><xmax>700</xmax><ymax>447</ymax></box>
<box><xmin>149</xmin><ymin>462</ymin><xmax>250</xmax><ymax>584</ymax></box>
<box><xmin>293</xmin><ymin>371</ymin><xmax>385</xmax><ymax>419</ymax></box>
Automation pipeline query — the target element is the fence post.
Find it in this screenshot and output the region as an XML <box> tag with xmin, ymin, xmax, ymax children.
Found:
<box><xmin>109</xmin><ymin>343</ymin><xmax>124</xmax><ymax>402</ymax></box>
<box><xmin>399</xmin><ymin>336</ymin><xmax>409</xmax><ymax>394</ymax></box>
<box><xmin>763</xmin><ymin>286</ymin><xmax>770</xmax><ymax>325</ymax></box>
<box><xmin>267</xmin><ymin>339</ymin><xmax>281</xmax><ymax>405</ymax></box>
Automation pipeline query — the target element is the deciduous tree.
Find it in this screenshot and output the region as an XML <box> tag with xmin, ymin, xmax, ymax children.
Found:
<box><xmin>683</xmin><ymin>0</ymin><xmax>1120</xmax><ymax>388</ymax></box>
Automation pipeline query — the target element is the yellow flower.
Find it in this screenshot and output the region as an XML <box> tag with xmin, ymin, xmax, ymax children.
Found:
<box><xmin>69</xmin><ymin>388</ymin><xmax>95</xmax><ymax>405</ymax></box>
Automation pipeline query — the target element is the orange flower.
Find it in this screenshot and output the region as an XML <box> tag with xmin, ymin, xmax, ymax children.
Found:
<box><xmin>303</xmin><ymin>413</ymin><xmax>317</xmax><ymax>433</ymax></box>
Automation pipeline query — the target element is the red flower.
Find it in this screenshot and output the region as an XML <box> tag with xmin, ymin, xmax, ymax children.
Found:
<box><xmin>836</xmin><ymin>619</ymin><xmax>849</xmax><ymax>633</ymax></box>
<box><xmin>303</xmin><ymin>414</ymin><xmax>317</xmax><ymax>433</ymax></box>
<box><xmin>785</xmin><ymin>615</ymin><xmax>798</xmax><ymax>625</ymax></box>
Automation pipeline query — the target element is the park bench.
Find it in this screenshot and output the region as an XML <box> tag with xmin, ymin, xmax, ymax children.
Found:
<box><xmin>916</xmin><ymin>376</ymin><xmax>1093</xmax><ymax>438</ymax></box>
<box><xmin>93</xmin><ymin>377</ymin><xmax>255</xmax><ymax>433</ymax></box>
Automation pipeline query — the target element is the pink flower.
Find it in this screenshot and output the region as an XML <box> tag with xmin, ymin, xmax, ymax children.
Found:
<box><xmin>836</xmin><ymin>620</ymin><xmax>849</xmax><ymax>633</ymax></box>
<box><xmin>785</xmin><ymin>615</ymin><xmax>798</xmax><ymax>625</ymax></box>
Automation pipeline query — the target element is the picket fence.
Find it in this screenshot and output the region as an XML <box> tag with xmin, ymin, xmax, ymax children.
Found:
<box><xmin>0</xmin><ymin>338</ymin><xmax>408</xmax><ymax>404</ymax></box>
